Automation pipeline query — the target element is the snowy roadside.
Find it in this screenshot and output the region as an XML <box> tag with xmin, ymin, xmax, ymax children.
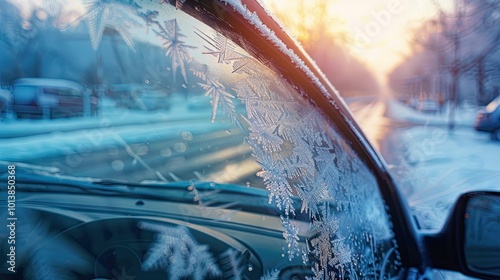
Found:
<box><xmin>0</xmin><ymin>103</ymin><xmax>233</xmax><ymax>162</ymax></box>
<box><xmin>0</xmin><ymin>103</ymin><xmax>211</xmax><ymax>139</ymax></box>
<box><xmin>391</xmin><ymin>125</ymin><xmax>500</xmax><ymax>229</ymax></box>
<box><xmin>385</xmin><ymin>99</ymin><xmax>476</xmax><ymax>127</ymax></box>
<box><xmin>384</xmin><ymin>99</ymin><xmax>500</xmax><ymax>230</ymax></box>
<box><xmin>349</xmin><ymin>97</ymin><xmax>499</xmax><ymax>279</ymax></box>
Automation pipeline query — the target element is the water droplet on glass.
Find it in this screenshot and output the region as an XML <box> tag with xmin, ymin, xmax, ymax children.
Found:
<box><xmin>181</xmin><ymin>131</ymin><xmax>193</xmax><ymax>140</ymax></box>
<box><xmin>173</xmin><ymin>142</ymin><xmax>187</xmax><ymax>153</ymax></box>
<box><xmin>160</xmin><ymin>148</ymin><xmax>172</xmax><ymax>157</ymax></box>
<box><xmin>21</xmin><ymin>20</ymin><xmax>31</xmax><ymax>30</ymax></box>
<box><xmin>65</xmin><ymin>154</ymin><xmax>82</xmax><ymax>167</ymax></box>
<box><xmin>111</xmin><ymin>160</ymin><xmax>124</xmax><ymax>171</ymax></box>
<box><xmin>36</xmin><ymin>10</ymin><xmax>47</xmax><ymax>20</ymax></box>
<box><xmin>226</xmin><ymin>130</ymin><xmax>231</xmax><ymax>134</ymax></box>
<box><xmin>136</xmin><ymin>144</ymin><xmax>149</xmax><ymax>156</ymax></box>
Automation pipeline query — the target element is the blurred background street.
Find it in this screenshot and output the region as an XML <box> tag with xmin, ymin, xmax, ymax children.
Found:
<box><xmin>261</xmin><ymin>0</ymin><xmax>500</xmax><ymax>238</ymax></box>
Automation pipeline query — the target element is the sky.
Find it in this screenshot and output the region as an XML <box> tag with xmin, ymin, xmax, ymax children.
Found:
<box><xmin>8</xmin><ymin>0</ymin><xmax>454</xmax><ymax>86</ymax></box>
<box><xmin>263</xmin><ymin>0</ymin><xmax>454</xmax><ymax>85</ymax></box>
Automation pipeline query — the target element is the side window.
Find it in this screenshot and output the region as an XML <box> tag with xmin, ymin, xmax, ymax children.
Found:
<box><xmin>150</xmin><ymin>4</ymin><xmax>402</xmax><ymax>279</ymax></box>
<box><xmin>0</xmin><ymin>1</ymin><xmax>400</xmax><ymax>279</ymax></box>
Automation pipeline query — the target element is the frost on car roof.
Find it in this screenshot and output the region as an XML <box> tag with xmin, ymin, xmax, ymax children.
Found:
<box><xmin>224</xmin><ymin>0</ymin><xmax>335</xmax><ymax>101</ymax></box>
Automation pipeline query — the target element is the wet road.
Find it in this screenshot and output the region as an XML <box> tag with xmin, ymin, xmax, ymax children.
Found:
<box><xmin>346</xmin><ymin>96</ymin><xmax>412</xmax><ymax>165</ymax></box>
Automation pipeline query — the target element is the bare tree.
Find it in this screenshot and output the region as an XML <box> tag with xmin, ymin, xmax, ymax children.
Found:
<box><xmin>265</xmin><ymin>0</ymin><xmax>380</xmax><ymax>95</ymax></box>
<box><xmin>266</xmin><ymin>0</ymin><xmax>348</xmax><ymax>48</ymax></box>
<box><xmin>409</xmin><ymin>0</ymin><xmax>500</xmax><ymax>130</ymax></box>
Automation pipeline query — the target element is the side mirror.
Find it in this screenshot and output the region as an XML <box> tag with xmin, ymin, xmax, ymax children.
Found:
<box><xmin>423</xmin><ymin>191</ymin><xmax>500</xmax><ymax>279</ymax></box>
<box><xmin>463</xmin><ymin>193</ymin><xmax>500</xmax><ymax>276</ymax></box>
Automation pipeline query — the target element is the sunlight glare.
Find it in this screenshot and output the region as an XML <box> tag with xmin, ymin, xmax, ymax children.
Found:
<box><xmin>263</xmin><ymin>0</ymin><xmax>454</xmax><ymax>84</ymax></box>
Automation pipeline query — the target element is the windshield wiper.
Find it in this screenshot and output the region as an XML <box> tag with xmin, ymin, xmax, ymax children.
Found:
<box><xmin>1</xmin><ymin>169</ymin><xmax>306</xmax><ymax>219</ymax></box>
<box><xmin>0</xmin><ymin>162</ymin><xmax>308</xmax><ymax>219</ymax></box>
<box><xmin>0</xmin><ymin>160</ymin><xmax>60</xmax><ymax>175</ymax></box>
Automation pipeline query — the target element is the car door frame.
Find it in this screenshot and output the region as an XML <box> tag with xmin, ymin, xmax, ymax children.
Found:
<box><xmin>174</xmin><ymin>0</ymin><xmax>427</xmax><ymax>275</ymax></box>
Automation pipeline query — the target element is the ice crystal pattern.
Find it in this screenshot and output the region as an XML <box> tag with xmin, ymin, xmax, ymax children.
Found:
<box><xmin>195</xmin><ymin>28</ymin><xmax>249</xmax><ymax>66</ymax></box>
<box><xmin>281</xmin><ymin>215</ymin><xmax>301</xmax><ymax>261</ymax></box>
<box><xmin>218</xmin><ymin>249</ymin><xmax>246</xmax><ymax>280</ymax></box>
<box><xmin>62</xmin><ymin>0</ymin><xmax>142</xmax><ymax>52</ymax></box>
<box><xmin>190</xmin><ymin>61</ymin><xmax>237</xmax><ymax>123</ymax></box>
<box><xmin>0</xmin><ymin>7</ymin><xmax>38</xmax><ymax>51</ymax></box>
<box><xmin>187</xmin><ymin>182</ymin><xmax>237</xmax><ymax>221</ymax></box>
<box><xmin>195</xmin><ymin>19</ymin><xmax>400</xmax><ymax>278</ymax></box>
<box><xmin>138</xmin><ymin>221</ymin><xmax>221</xmax><ymax>280</ymax></box>
<box><xmin>41</xmin><ymin>0</ymin><xmax>68</xmax><ymax>17</ymax></box>
<box><xmin>153</xmin><ymin>19</ymin><xmax>196</xmax><ymax>84</ymax></box>
<box><xmin>1</xmin><ymin>210</ymin><xmax>90</xmax><ymax>280</ymax></box>
<box><xmin>260</xmin><ymin>269</ymin><xmax>279</xmax><ymax>280</ymax></box>
<box><xmin>139</xmin><ymin>9</ymin><xmax>159</xmax><ymax>34</ymax></box>
<box><xmin>224</xmin><ymin>0</ymin><xmax>334</xmax><ymax>99</ymax></box>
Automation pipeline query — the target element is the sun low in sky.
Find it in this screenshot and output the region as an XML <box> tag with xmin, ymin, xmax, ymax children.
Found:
<box><xmin>263</xmin><ymin>0</ymin><xmax>453</xmax><ymax>85</ymax></box>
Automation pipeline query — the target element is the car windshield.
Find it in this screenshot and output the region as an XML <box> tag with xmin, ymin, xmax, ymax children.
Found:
<box><xmin>1</xmin><ymin>2</ymin><xmax>259</xmax><ymax>186</ymax></box>
<box><xmin>0</xmin><ymin>1</ymin><xmax>402</xmax><ymax>279</ymax></box>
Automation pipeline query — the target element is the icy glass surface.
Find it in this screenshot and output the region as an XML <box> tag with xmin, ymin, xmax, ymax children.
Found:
<box><xmin>0</xmin><ymin>0</ymin><xmax>400</xmax><ymax>279</ymax></box>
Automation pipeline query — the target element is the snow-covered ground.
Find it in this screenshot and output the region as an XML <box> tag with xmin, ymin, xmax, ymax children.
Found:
<box><xmin>385</xmin><ymin>100</ymin><xmax>500</xmax><ymax>230</ymax></box>
<box><xmin>386</xmin><ymin>99</ymin><xmax>477</xmax><ymax>127</ymax></box>
<box><xmin>349</xmin><ymin>97</ymin><xmax>500</xmax><ymax>280</ymax></box>
<box><xmin>0</xmin><ymin>100</ymin><xmax>226</xmax><ymax>162</ymax></box>
<box><xmin>393</xmin><ymin>125</ymin><xmax>500</xmax><ymax>229</ymax></box>
<box><xmin>0</xmin><ymin>98</ymin><xmax>211</xmax><ymax>139</ymax></box>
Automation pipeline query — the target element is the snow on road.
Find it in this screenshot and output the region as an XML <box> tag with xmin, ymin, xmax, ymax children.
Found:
<box><xmin>397</xmin><ymin>125</ymin><xmax>500</xmax><ymax>230</ymax></box>
<box><xmin>386</xmin><ymin>99</ymin><xmax>476</xmax><ymax>127</ymax></box>
<box><xmin>349</xmin><ymin>97</ymin><xmax>500</xmax><ymax>230</ymax></box>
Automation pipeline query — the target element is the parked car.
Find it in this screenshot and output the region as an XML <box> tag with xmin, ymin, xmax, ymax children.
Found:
<box><xmin>0</xmin><ymin>1</ymin><xmax>499</xmax><ymax>280</ymax></box>
<box><xmin>11</xmin><ymin>78</ymin><xmax>97</xmax><ymax>119</ymax></box>
<box><xmin>475</xmin><ymin>96</ymin><xmax>500</xmax><ymax>140</ymax></box>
